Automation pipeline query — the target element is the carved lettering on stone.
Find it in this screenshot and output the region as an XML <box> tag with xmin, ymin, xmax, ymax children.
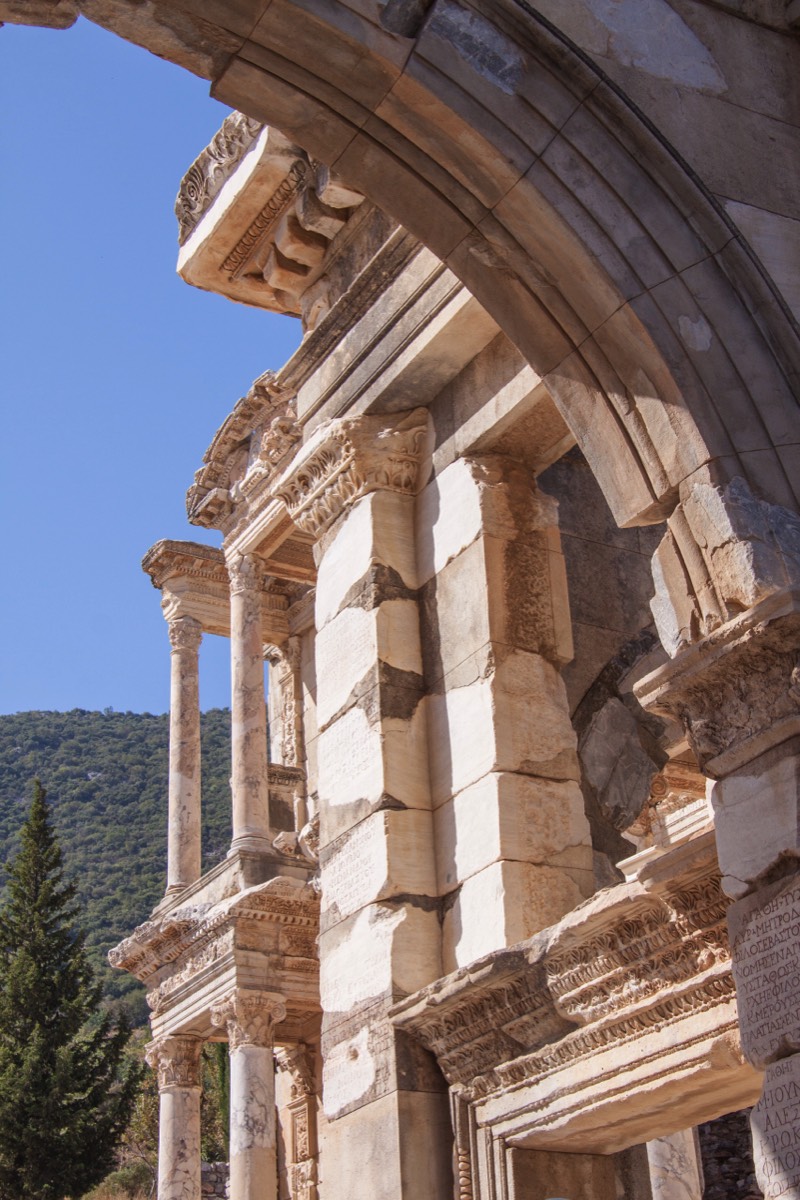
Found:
<box><xmin>729</xmin><ymin>875</ymin><xmax>800</xmax><ymax>1067</ymax></box>
<box><xmin>752</xmin><ymin>1054</ymin><xmax>800</xmax><ymax>1199</ymax></box>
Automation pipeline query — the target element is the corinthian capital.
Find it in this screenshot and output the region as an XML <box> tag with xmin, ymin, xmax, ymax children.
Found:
<box><xmin>226</xmin><ymin>552</ymin><xmax>265</xmax><ymax>597</ymax></box>
<box><xmin>211</xmin><ymin>989</ymin><xmax>287</xmax><ymax>1050</ymax></box>
<box><xmin>167</xmin><ymin>615</ymin><xmax>203</xmax><ymax>654</ymax></box>
<box><xmin>273</xmin><ymin>408</ymin><xmax>431</xmax><ymax>540</ymax></box>
<box><xmin>145</xmin><ymin>1035</ymin><xmax>203</xmax><ymax>1091</ymax></box>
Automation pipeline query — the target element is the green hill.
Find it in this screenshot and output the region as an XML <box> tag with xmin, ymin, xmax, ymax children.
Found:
<box><xmin>0</xmin><ymin>708</ymin><xmax>232</xmax><ymax>1022</ymax></box>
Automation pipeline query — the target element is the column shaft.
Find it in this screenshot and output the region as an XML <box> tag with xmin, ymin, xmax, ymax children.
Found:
<box><xmin>167</xmin><ymin>617</ymin><xmax>203</xmax><ymax>892</ymax></box>
<box><xmin>212</xmin><ymin>991</ymin><xmax>286</xmax><ymax>1200</ymax></box>
<box><xmin>146</xmin><ymin>1037</ymin><xmax>203</xmax><ymax>1200</ymax></box>
<box><xmin>228</xmin><ymin>554</ymin><xmax>271</xmax><ymax>851</ymax></box>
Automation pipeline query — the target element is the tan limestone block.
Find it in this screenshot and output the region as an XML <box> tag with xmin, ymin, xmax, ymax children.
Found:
<box><xmin>434</xmin><ymin>772</ymin><xmax>590</xmax><ymax>893</ymax></box>
<box><xmin>751</xmin><ymin>1054</ymin><xmax>800</xmax><ymax>1200</ymax></box>
<box><xmin>315</xmin><ymin>491</ymin><xmax>418</xmax><ymax>630</ymax></box>
<box><xmin>443</xmin><ymin>860</ymin><xmax>585</xmax><ymax>969</ymax></box>
<box><xmin>320</xmin><ymin>809</ymin><xmax>436</xmax><ymax>930</ymax></box>
<box><xmin>729</xmin><ymin>873</ymin><xmax>800</xmax><ymax>1069</ymax></box>
<box><xmin>318</xmin><ymin>1089</ymin><xmax>452</xmax><ymax>1200</ymax></box>
<box><xmin>712</xmin><ymin>741</ymin><xmax>800</xmax><ymax>897</ymax></box>
<box><xmin>319</xmin><ymin>901</ymin><xmax>441</xmax><ymax>1015</ymax></box>
<box><xmin>315</xmin><ymin>599</ymin><xmax>423</xmax><ymax>729</ymax></box>
<box><xmin>317</xmin><ymin>701</ymin><xmax>431</xmax><ymax>843</ymax></box>
<box><xmin>428</xmin><ymin>649</ymin><xmax>579</xmax><ymax>806</ymax></box>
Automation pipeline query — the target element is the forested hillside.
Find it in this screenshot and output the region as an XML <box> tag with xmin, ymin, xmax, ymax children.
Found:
<box><xmin>0</xmin><ymin>709</ymin><xmax>232</xmax><ymax>1021</ymax></box>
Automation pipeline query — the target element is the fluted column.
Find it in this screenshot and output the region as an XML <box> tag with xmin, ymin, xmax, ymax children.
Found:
<box><xmin>212</xmin><ymin>990</ymin><xmax>287</xmax><ymax>1200</ymax></box>
<box><xmin>228</xmin><ymin>553</ymin><xmax>271</xmax><ymax>852</ymax></box>
<box><xmin>166</xmin><ymin>616</ymin><xmax>203</xmax><ymax>893</ymax></box>
<box><xmin>145</xmin><ymin>1035</ymin><xmax>203</xmax><ymax>1200</ymax></box>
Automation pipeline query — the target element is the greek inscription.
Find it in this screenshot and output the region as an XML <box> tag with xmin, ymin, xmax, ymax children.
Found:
<box><xmin>753</xmin><ymin>1057</ymin><xmax>800</xmax><ymax>1199</ymax></box>
<box><xmin>732</xmin><ymin>880</ymin><xmax>800</xmax><ymax>1065</ymax></box>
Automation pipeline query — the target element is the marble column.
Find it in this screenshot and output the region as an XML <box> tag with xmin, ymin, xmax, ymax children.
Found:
<box><xmin>647</xmin><ymin>1129</ymin><xmax>703</xmax><ymax>1199</ymax></box>
<box><xmin>145</xmin><ymin>1035</ymin><xmax>203</xmax><ymax>1200</ymax></box>
<box><xmin>166</xmin><ymin>616</ymin><xmax>203</xmax><ymax>893</ymax></box>
<box><xmin>228</xmin><ymin>553</ymin><xmax>271</xmax><ymax>852</ymax></box>
<box><xmin>212</xmin><ymin>990</ymin><xmax>287</xmax><ymax>1200</ymax></box>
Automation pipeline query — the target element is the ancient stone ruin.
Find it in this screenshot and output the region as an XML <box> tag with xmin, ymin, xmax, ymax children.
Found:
<box><xmin>4</xmin><ymin>1</ymin><xmax>800</xmax><ymax>1197</ymax></box>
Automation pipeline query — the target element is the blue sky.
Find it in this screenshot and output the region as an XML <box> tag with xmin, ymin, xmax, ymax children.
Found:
<box><xmin>0</xmin><ymin>18</ymin><xmax>302</xmax><ymax>714</ymax></box>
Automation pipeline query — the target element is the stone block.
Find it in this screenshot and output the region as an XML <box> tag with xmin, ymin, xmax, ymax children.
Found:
<box><xmin>434</xmin><ymin>772</ymin><xmax>590</xmax><ymax>893</ymax></box>
<box><xmin>315</xmin><ymin>491</ymin><xmax>419</xmax><ymax>630</ymax></box>
<box><xmin>729</xmin><ymin>873</ymin><xmax>800</xmax><ymax>1068</ymax></box>
<box><xmin>711</xmin><ymin>740</ymin><xmax>800</xmax><ymax>897</ymax></box>
<box><xmin>506</xmin><ymin>1144</ymin><xmax>618</xmax><ymax>1200</ymax></box>
<box><xmin>321</xmin><ymin>1010</ymin><xmax>445</xmax><ymax>1119</ymax></box>
<box><xmin>320</xmin><ymin>808</ymin><xmax>437</xmax><ymax>930</ymax></box>
<box><xmin>318</xmin><ymin>1088</ymin><xmax>452</xmax><ymax>1200</ymax></box>
<box><xmin>751</xmin><ymin>1054</ymin><xmax>800</xmax><ymax>1200</ymax></box>
<box><xmin>443</xmin><ymin>860</ymin><xmax>586</xmax><ymax>969</ymax></box>
<box><xmin>428</xmin><ymin>648</ymin><xmax>579</xmax><ymax>806</ymax></box>
<box><xmin>315</xmin><ymin>599</ymin><xmax>423</xmax><ymax>729</ymax></box>
<box><xmin>319</xmin><ymin>901</ymin><xmax>441</xmax><ymax>1017</ymax></box>
<box><xmin>317</xmin><ymin>700</ymin><xmax>430</xmax><ymax>843</ymax></box>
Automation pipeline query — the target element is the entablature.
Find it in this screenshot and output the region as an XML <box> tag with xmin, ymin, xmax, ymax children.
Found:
<box><xmin>142</xmin><ymin>537</ymin><xmax>296</xmax><ymax>640</ymax></box>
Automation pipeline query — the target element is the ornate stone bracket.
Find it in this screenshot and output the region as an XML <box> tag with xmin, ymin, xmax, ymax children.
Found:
<box><xmin>651</xmin><ymin>475</ymin><xmax>800</xmax><ymax>657</ymax></box>
<box><xmin>175</xmin><ymin>111</ymin><xmax>263</xmax><ymax>244</ymax></box>
<box><xmin>273</xmin><ymin>408</ymin><xmax>431</xmax><ymax>540</ymax></box>
<box><xmin>636</xmin><ymin>585</ymin><xmax>800</xmax><ymax>777</ymax></box>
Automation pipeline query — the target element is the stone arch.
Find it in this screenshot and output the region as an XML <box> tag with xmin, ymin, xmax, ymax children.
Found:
<box><xmin>73</xmin><ymin>0</ymin><xmax>799</xmax><ymax>541</ymax></box>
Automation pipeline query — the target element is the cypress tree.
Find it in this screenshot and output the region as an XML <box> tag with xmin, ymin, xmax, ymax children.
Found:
<box><xmin>0</xmin><ymin>780</ymin><xmax>140</xmax><ymax>1200</ymax></box>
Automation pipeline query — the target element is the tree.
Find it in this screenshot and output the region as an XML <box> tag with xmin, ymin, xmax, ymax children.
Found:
<box><xmin>0</xmin><ymin>781</ymin><xmax>140</xmax><ymax>1200</ymax></box>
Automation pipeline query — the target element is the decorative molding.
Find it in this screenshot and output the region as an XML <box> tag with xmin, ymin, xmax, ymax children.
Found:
<box><xmin>211</xmin><ymin>989</ymin><xmax>287</xmax><ymax>1049</ymax></box>
<box><xmin>274</xmin><ymin>408</ymin><xmax>430</xmax><ymax>539</ymax></box>
<box><xmin>637</xmin><ymin>585</ymin><xmax>800</xmax><ymax>775</ymax></box>
<box><xmin>227</xmin><ymin>552</ymin><xmax>265</xmax><ymax>597</ymax></box>
<box><xmin>175</xmin><ymin>112</ymin><xmax>263</xmax><ymax>244</ymax></box>
<box><xmin>222</xmin><ymin>160</ymin><xmax>308</xmax><ymax>279</ymax></box>
<box><xmin>276</xmin><ymin>1044</ymin><xmax>316</xmax><ymax>1099</ymax></box>
<box><xmin>145</xmin><ymin>1035</ymin><xmax>203</xmax><ymax>1091</ymax></box>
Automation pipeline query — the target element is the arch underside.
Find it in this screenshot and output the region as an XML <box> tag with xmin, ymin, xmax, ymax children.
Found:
<box><xmin>75</xmin><ymin>0</ymin><xmax>800</xmax><ymax>534</ymax></box>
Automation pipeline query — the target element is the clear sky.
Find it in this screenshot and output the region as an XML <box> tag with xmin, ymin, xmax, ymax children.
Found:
<box><xmin>0</xmin><ymin>17</ymin><xmax>303</xmax><ymax>715</ymax></box>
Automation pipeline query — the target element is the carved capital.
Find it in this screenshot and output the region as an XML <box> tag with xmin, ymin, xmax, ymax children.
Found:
<box><xmin>211</xmin><ymin>990</ymin><xmax>287</xmax><ymax>1050</ymax></box>
<box><xmin>227</xmin><ymin>552</ymin><xmax>265</xmax><ymax>597</ymax></box>
<box><xmin>167</xmin><ymin>615</ymin><xmax>203</xmax><ymax>655</ymax></box>
<box><xmin>636</xmin><ymin>587</ymin><xmax>800</xmax><ymax>776</ymax></box>
<box><xmin>145</xmin><ymin>1035</ymin><xmax>203</xmax><ymax>1091</ymax></box>
<box><xmin>275</xmin><ymin>1044</ymin><xmax>316</xmax><ymax>1099</ymax></box>
<box><xmin>273</xmin><ymin>408</ymin><xmax>430</xmax><ymax>540</ymax></box>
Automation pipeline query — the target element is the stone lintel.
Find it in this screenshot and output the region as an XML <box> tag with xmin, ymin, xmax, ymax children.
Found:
<box><xmin>635</xmin><ymin>585</ymin><xmax>800</xmax><ymax>777</ymax></box>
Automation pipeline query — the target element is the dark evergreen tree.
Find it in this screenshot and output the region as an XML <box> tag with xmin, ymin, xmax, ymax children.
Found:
<box><xmin>0</xmin><ymin>781</ymin><xmax>140</xmax><ymax>1200</ymax></box>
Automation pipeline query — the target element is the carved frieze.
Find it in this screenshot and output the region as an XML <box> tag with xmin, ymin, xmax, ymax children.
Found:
<box><xmin>274</xmin><ymin>408</ymin><xmax>431</xmax><ymax>540</ymax></box>
<box><xmin>175</xmin><ymin>111</ymin><xmax>263</xmax><ymax>244</ymax></box>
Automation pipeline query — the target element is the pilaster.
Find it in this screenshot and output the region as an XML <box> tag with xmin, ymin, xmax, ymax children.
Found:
<box><xmin>276</xmin><ymin>408</ymin><xmax>452</xmax><ymax>1200</ymax></box>
<box><xmin>417</xmin><ymin>454</ymin><xmax>592</xmax><ymax>969</ymax></box>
